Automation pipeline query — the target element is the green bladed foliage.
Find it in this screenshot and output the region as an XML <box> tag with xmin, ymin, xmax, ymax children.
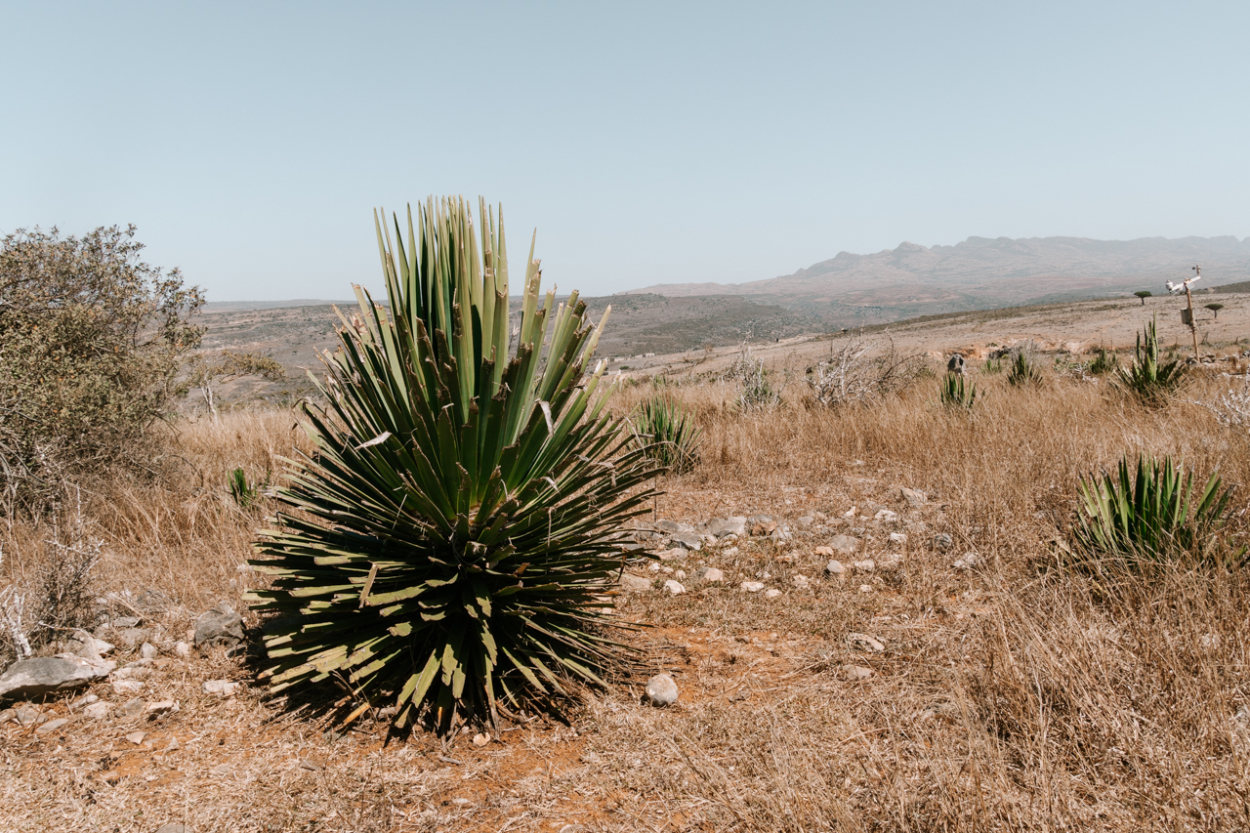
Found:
<box><xmin>1006</xmin><ymin>351</ymin><xmax>1043</xmax><ymax>387</ymax></box>
<box><xmin>632</xmin><ymin>394</ymin><xmax>702</xmax><ymax>474</ymax></box>
<box><xmin>1071</xmin><ymin>454</ymin><xmax>1246</xmax><ymax>571</ymax></box>
<box><xmin>1115</xmin><ymin>316</ymin><xmax>1187</xmax><ymax>404</ymax></box>
<box><xmin>940</xmin><ymin>373</ymin><xmax>977</xmax><ymax>410</ymax></box>
<box><xmin>246</xmin><ymin>197</ymin><xmax>660</xmax><ymax>734</ymax></box>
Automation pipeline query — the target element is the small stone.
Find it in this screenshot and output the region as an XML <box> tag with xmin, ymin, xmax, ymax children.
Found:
<box><xmin>140</xmin><ymin>642</ymin><xmax>159</xmax><ymax>660</ymax></box>
<box><xmin>721</xmin><ymin>546</ymin><xmax>740</xmax><ymax>557</ymax></box>
<box><xmin>110</xmin><ymin>628</ymin><xmax>152</xmax><ymax>650</ymax></box>
<box><xmin>655</xmin><ymin>547</ymin><xmax>687</xmax><ymax>561</ymax></box>
<box><xmin>174</xmin><ymin>641</ymin><xmax>192</xmax><ymax>658</ymax></box>
<box><xmin>900</xmin><ymin>487</ymin><xmax>926</xmax><ymax>506</ymax></box>
<box><xmin>694</xmin><ymin>566</ymin><xmax>724</xmax><ymax>583</ymax></box>
<box><xmin>663</xmin><ymin>580</ymin><xmax>686</xmax><ymax>596</ymax></box>
<box><xmin>125</xmin><ymin>730</ymin><xmax>147</xmax><ymax>745</ymax></box>
<box><xmin>792</xmin><ymin>574</ymin><xmax>810</xmax><ymax>589</ymax></box>
<box><xmin>874</xmin><ymin>509</ymin><xmax>899</xmax><ymax>524</ymax></box>
<box><xmin>618</xmin><ymin>573</ymin><xmax>653</xmax><ymax>592</ymax></box>
<box><xmin>670</xmin><ymin>533</ymin><xmax>703</xmax><ymax>552</ymax></box>
<box><xmin>844</xmin><ymin>506</ymin><xmax>858</xmax><ymax>518</ymax></box>
<box><xmin>84</xmin><ymin>702</ymin><xmax>111</xmax><ymax>719</ymax></box>
<box><xmin>0</xmin><ymin>655</ymin><xmax>116</xmax><ymax>701</ymax></box>
<box><xmin>708</xmin><ymin>516</ymin><xmax>748</xmax><ymax>537</ymax></box>
<box><xmin>648</xmin><ymin>562</ymin><xmax>661</xmax><ymax>573</ymax></box>
<box><xmin>859</xmin><ymin>584</ymin><xmax>873</xmax><ymax>593</ymax></box>
<box><xmin>887</xmin><ymin>532</ymin><xmax>908</xmax><ymax>547</ymax></box>
<box><xmin>122</xmin><ymin>697</ymin><xmax>145</xmax><ymax>717</ymax></box>
<box><xmin>952</xmin><ymin>552</ymin><xmax>980</xmax><ymax>571</ymax></box>
<box><xmin>824</xmin><ymin>560</ymin><xmax>846</xmax><ymax>576</ymax></box>
<box><xmin>852</xmin><ymin>559</ymin><xmax>875</xmax><ymax>573</ymax></box>
<box><xmin>815</xmin><ymin>546</ymin><xmax>834</xmax><ymax>557</ymax></box>
<box><xmin>64</xmin><ymin>630</ymin><xmax>114</xmax><ymax>661</ymax></box>
<box><xmin>202</xmin><ymin>679</ymin><xmax>240</xmax><ymax>698</ymax></box>
<box><xmin>740</xmin><ymin>581</ymin><xmax>766</xmax><ymax>593</ymax></box>
<box><xmin>877</xmin><ymin>553</ymin><xmax>904</xmax><ymax>571</ymax></box>
<box><xmin>828</xmin><ymin>535</ymin><xmax>860</xmax><ymax>556</ymax></box>
<box><xmin>146</xmin><ymin>700</ymin><xmax>178</xmax><ymax>716</ymax></box>
<box><xmin>15</xmin><ymin>705</ymin><xmax>42</xmax><ymax>726</ymax></box>
<box><xmin>112</xmin><ymin>665</ymin><xmax>153</xmax><ymax>680</ymax></box>
<box><xmin>795</xmin><ymin>515</ymin><xmax>816</xmax><ymax>528</ymax></box>
<box><xmin>661</xmin><ymin>566</ymin><xmax>674</xmax><ymax>575</ymax></box>
<box><xmin>194</xmin><ymin>603</ymin><xmax>245</xmax><ymax>650</ymax></box>
<box><xmin>933</xmin><ymin>533</ymin><xmax>954</xmax><ymax>551</ymax></box>
<box><xmin>72</xmin><ymin>693</ymin><xmax>99</xmax><ymax>708</ymax></box>
<box><xmin>674</xmin><ymin>569</ymin><xmax>687</xmax><ymax>580</ymax></box>
<box><xmin>112</xmin><ymin>679</ymin><xmax>145</xmax><ymax>695</ymax></box>
<box><xmin>840</xmin><ymin>664</ymin><xmax>874</xmax><ymax>681</ymax></box>
<box><xmin>472</xmin><ymin>732</ymin><xmax>491</xmax><ymax>747</ymax></box>
<box><xmin>845</xmin><ymin>632</ymin><xmax>885</xmax><ymax>653</ymax></box>
<box><xmin>643</xmin><ymin>673</ymin><xmax>679</xmax><ymax>707</ymax></box>
<box><xmin>35</xmin><ymin>717</ymin><xmax>69</xmax><ymax>735</ymax></box>
<box><xmin>764</xmin><ymin>588</ymin><xmax>783</xmax><ymax>599</ymax></box>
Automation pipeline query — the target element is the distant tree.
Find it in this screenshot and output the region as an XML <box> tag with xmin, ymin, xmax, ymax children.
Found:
<box><xmin>0</xmin><ymin>225</ymin><xmax>203</xmax><ymax>511</ymax></box>
<box><xmin>1205</xmin><ymin>302</ymin><xmax>1225</xmax><ymax>321</ymax></box>
<box><xmin>187</xmin><ymin>350</ymin><xmax>285</xmax><ymax>420</ymax></box>
<box><xmin>1134</xmin><ymin>290</ymin><xmax>1152</xmax><ymax>306</ymax></box>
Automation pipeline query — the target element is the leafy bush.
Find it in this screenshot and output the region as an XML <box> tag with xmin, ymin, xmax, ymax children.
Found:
<box><xmin>1087</xmin><ymin>348</ymin><xmax>1120</xmax><ymax>376</ymax></box>
<box><xmin>1006</xmin><ymin>350</ymin><xmax>1043</xmax><ymax>387</ymax></box>
<box><xmin>248</xmin><ymin>198</ymin><xmax>658</xmax><ymax>734</ymax></box>
<box><xmin>940</xmin><ymin>373</ymin><xmax>977</xmax><ymax>410</ymax></box>
<box><xmin>982</xmin><ymin>356</ymin><xmax>1002</xmax><ymax>374</ymax></box>
<box><xmin>1071</xmin><ymin>454</ymin><xmax>1245</xmax><ymax>570</ymax></box>
<box><xmin>0</xmin><ymin>225</ymin><xmax>203</xmax><ymax>512</ymax></box>
<box><xmin>228</xmin><ymin>467</ymin><xmax>270</xmax><ymax>510</ymax></box>
<box><xmin>632</xmin><ymin>394</ymin><xmax>702</xmax><ymax>473</ymax></box>
<box><xmin>1115</xmin><ymin>317</ymin><xmax>1186</xmax><ymax>404</ymax></box>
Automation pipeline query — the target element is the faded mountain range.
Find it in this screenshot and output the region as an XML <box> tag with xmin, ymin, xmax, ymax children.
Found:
<box><xmin>622</xmin><ymin>235</ymin><xmax>1250</xmax><ymax>329</ymax></box>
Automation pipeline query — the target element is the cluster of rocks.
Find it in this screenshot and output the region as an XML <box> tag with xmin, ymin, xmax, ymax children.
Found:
<box><xmin>0</xmin><ymin>600</ymin><xmax>248</xmax><ymax>720</ymax></box>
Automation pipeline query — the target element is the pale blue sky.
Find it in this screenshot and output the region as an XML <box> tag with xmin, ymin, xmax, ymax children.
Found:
<box><xmin>2</xmin><ymin>1</ymin><xmax>1248</xmax><ymax>301</ymax></box>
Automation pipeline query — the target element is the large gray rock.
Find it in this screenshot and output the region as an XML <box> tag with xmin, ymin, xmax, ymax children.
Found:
<box><xmin>708</xmin><ymin>516</ymin><xmax>748</xmax><ymax>537</ymax></box>
<box><xmin>618</xmin><ymin>573</ymin><xmax>653</xmax><ymax>592</ymax></box>
<box><xmin>828</xmin><ymin>535</ymin><xmax>860</xmax><ymax>556</ymax></box>
<box><xmin>194</xmin><ymin>603</ymin><xmax>244</xmax><ymax>649</ymax></box>
<box><xmin>669</xmin><ymin>533</ymin><xmax>703</xmax><ymax>552</ymax></box>
<box><xmin>0</xmin><ymin>655</ymin><xmax>115</xmax><ymax>701</ymax></box>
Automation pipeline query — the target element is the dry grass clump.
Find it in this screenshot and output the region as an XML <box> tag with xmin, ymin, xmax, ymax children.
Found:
<box><xmin>3</xmin><ymin>356</ymin><xmax>1250</xmax><ymax>831</ymax></box>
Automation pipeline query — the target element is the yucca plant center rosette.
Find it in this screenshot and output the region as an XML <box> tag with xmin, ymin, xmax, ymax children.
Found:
<box><xmin>246</xmin><ymin>197</ymin><xmax>660</xmax><ymax>733</ymax></box>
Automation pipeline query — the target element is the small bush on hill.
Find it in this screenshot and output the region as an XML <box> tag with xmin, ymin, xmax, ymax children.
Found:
<box><xmin>1115</xmin><ymin>316</ymin><xmax>1186</xmax><ymax>405</ymax></box>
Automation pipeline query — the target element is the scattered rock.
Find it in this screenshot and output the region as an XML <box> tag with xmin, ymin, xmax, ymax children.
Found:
<box><xmin>655</xmin><ymin>520</ymin><xmax>693</xmax><ymax>534</ymax></box>
<box><xmin>900</xmin><ymin>487</ymin><xmax>926</xmax><ymax>506</ymax></box>
<box><xmin>670</xmin><ymin>533</ymin><xmax>703</xmax><ymax>552</ymax></box>
<box><xmin>132</xmin><ymin>589</ymin><xmax>172</xmax><ymax>616</ymax></box>
<box><xmin>122</xmin><ymin>697</ymin><xmax>145</xmax><ymax>717</ymax></box>
<box><xmin>877</xmin><ymin>553</ymin><xmax>905</xmax><ymax>571</ymax></box>
<box><xmin>0</xmin><ymin>655</ymin><xmax>116</xmax><ymax>701</ymax></box>
<box><xmin>858</xmin><ymin>584</ymin><xmax>874</xmax><ymax>593</ymax></box>
<box><xmin>655</xmin><ymin>547</ymin><xmax>687</xmax><ymax>561</ymax></box>
<box><xmin>643</xmin><ymin>674</ymin><xmax>679</xmax><ymax>707</ymax></box>
<box><xmin>146</xmin><ymin>700</ymin><xmax>178</xmax><ymax>716</ymax></box>
<box><xmin>721</xmin><ymin>546</ymin><xmax>740</xmax><ymax>557</ymax></box>
<box><xmin>674</xmin><ymin>569</ymin><xmax>687</xmax><ymax>580</ymax></box>
<box><xmin>110</xmin><ymin>628</ymin><xmax>152</xmax><ymax>651</ymax></box>
<box><xmin>112</xmin><ymin>664</ymin><xmax>153</xmax><ymax>681</ymax></box>
<box><xmin>828</xmin><ymin>535</ymin><xmax>860</xmax><ymax>556</ymax></box>
<box><xmin>694</xmin><ymin>566</ymin><xmax>724</xmax><ymax>584</ymax></box>
<box><xmin>887</xmin><ymin>532</ymin><xmax>908</xmax><ymax>547</ymax></box>
<box><xmin>933</xmin><ymin>533</ymin><xmax>954</xmax><ymax>551</ymax></box>
<box><xmin>35</xmin><ymin>717</ymin><xmax>69</xmax><ymax>735</ymax></box>
<box><xmin>125</xmin><ymin>730</ymin><xmax>147</xmax><ymax>745</ymax></box>
<box><xmin>708</xmin><ymin>516</ymin><xmax>748</xmax><ymax>537</ymax></box>
<box><xmin>84</xmin><ymin>702</ymin><xmax>111</xmax><ymax>719</ymax></box>
<box><xmin>764</xmin><ymin>588</ymin><xmax>783</xmax><ymax>599</ymax></box>
<box><xmin>472</xmin><ymin>732</ymin><xmax>491</xmax><ymax>747</ymax></box>
<box><xmin>663</xmin><ymin>580</ymin><xmax>686</xmax><ymax>596</ymax></box>
<box><xmin>618</xmin><ymin>573</ymin><xmax>653</xmax><ymax>593</ymax></box>
<box><xmin>824</xmin><ymin>560</ymin><xmax>846</xmax><ymax>577</ymax></box>
<box><xmin>63</xmin><ymin>630</ymin><xmax>114</xmax><ymax>661</ymax></box>
<box><xmin>952</xmin><ymin>552</ymin><xmax>981</xmax><ymax>571</ymax></box>
<box><xmin>845</xmin><ymin>633</ymin><xmax>885</xmax><ymax>653</ymax></box>
<box><xmin>792</xmin><ymin>574</ymin><xmax>811</xmax><ymax>589</ymax></box>
<box><xmin>202</xmin><ymin>679</ymin><xmax>240</xmax><ymax>698</ymax></box>
<box><xmin>740</xmin><ymin>581</ymin><xmax>766</xmax><ymax>593</ymax></box>
<box><xmin>873</xmin><ymin>509</ymin><xmax>899</xmax><ymax>524</ymax></box>
<box><xmin>174</xmin><ymin>641</ymin><xmax>192</xmax><ymax>658</ymax></box>
<box><xmin>111</xmin><ymin>680</ymin><xmax>145</xmax><ymax>695</ymax></box>
<box><xmin>852</xmin><ymin>559</ymin><xmax>875</xmax><ymax>573</ymax></box>
<box><xmin>795</xmin><ymin>515</ymin><xmax>816</xmax><ymax>528</ymax></box>
<box><xmin>15</xmin><ymin>705</ymin><xmax>43</xmax><ymax>726</ymax></box>
<box><xmin>840</xmin><ymin>664</ymin><xmax>874</xmax><ymax>681</ymax></box>
<box><xmin>748</xmin><ymin>515</ymin><xmax>777</xmax><ymax>536</ymax></box>
<box><xmin>140</xmin><ymin>642</ymin><xmax>159</xmax><ymax>660</ymax></box>
<box><xmin>195</xmin><ymin>603</ymin><xmax>245</xmax><ymax>650</ymax></box>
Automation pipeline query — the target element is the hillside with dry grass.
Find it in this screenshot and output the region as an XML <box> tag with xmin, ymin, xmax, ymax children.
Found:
<box><xmin>3</xmin><ymin>299</ymin><xmax>1250</xmax><ymax>831</ymax></box>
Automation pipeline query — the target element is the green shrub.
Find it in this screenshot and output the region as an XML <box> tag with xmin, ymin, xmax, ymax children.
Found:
<box><xmin>1071</xmin><ymin>454</ymin><xmax>1245</xmax><ymax>570</ymax></box>
<box><xmin>940</xmin><ymin>373</ymin><xmax>977</xmax><ymax>410</ymax></box>
<box><xmin>1006</xmin><ymin>351</ymin><xmax>1043</xmax><ymax>387</ymax></box>
<box><xmin>0</xmin><ymin>226</ymin><xmax>203</xmax><ymax>512</ymax></box>
<box><xmin>228</xmin><ymin>467</ymin><xmax>269</xmax><ymax>510</ymax></box>
<box><xmin>247</xmin><ymin>198</ymin><xmax>659</xmax><ymax>734</ymax></box>
<box><xmin>982</xmin><ymin>356</ymin><xmax>1002</xmax><ymax>374</ymax></box>
<box><xmin>1087</xmin><ymin>348</ymin><xmax>1119</xmax><ymax>376</ymax></box>
<box><xmin>1115</xmin><ymin>316</ymin><xmax>1186</xmax><ymax>404</ymax></box>
<box><xmin>632</xmin><ymin>394</ymin><xmax>702</xmax><ymax>473</ymax></box>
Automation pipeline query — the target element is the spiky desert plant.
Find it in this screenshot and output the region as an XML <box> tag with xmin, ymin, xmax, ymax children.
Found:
<box><xmin>247</xmin><ymin>198</ymin><xmax>660</xmax><ymax>733</ymax></box>
<box><xmin>1071</xmin><ymin>454</ymin><xmax>1245</xmax><ymax>570</ymax></box>
<box><xmin>632</xmin><ymin>394</ymin><xmax>702</xmax><ymax>474</ymax></box>
<box><xmin>1115</xmin><ymin>316</ymin><xmax>1186</xmax><ymax>404</ymax></box>
<box><xmin>939</xmin><ymin>373</ymin><xmax>977</xmax><ymax>410</ymax></box>
<box><xmin>1006</xmin><ymin>350</ymin><xmax>1043</xmax><ymax>387</ymax></box>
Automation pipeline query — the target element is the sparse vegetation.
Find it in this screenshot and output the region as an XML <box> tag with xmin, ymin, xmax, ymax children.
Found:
<box><xmin>632</xmin><ymin>394</ymin><xmax>703</xmax><ymax>473</ymax></box>
<box><xmin>1206</xmin><ymin>302</ymin><xmax>1225</xmax><ymax>320</ymax></box>
<box><xmin>1115</xmin><ymin>316</ymin><xmax>1187</xmax><ymax>404</ymax></box>
<box><xmin>1006</xmin><ymin>348</ymin><xmax>1043</xmax><ymax>386</ymax></box>
<box><xmin>1134</xmin><ymin>289</ymin><xmax>1152</xmax><ymax>305</ymax></box>
<box><xmin>1088</xmin><ymin>346</ymin><xmax>1120</xmax><ymax>375</ymax></box>
<box><xmin>939</xmin><ymin>372</ymin><xmax>977</xmax><ymax>410</ymax></box>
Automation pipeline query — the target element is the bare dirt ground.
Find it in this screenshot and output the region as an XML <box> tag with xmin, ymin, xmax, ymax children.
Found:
<box><xmin>4</xmin><ymin>296</ymin><xmax>1250</xmax><ymax>831</ymax></box>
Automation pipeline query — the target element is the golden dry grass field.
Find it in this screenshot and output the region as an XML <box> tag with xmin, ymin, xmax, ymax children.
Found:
<box><xmin>3</xmin><ymin>300</ymin><xmax>1250</xmax><ymax>832</ymax></box>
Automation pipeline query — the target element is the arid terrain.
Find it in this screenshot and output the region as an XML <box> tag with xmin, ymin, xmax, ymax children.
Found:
<box><xmin>4</xmin><ymin>292</ymin><xmax>1250</xmax><ymax>832</ymax></box>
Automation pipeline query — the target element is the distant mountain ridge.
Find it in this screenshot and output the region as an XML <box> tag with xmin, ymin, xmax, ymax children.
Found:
<box><xmin>623</xmin><ymin>235</ymin><xmax>1250</xmax><ymax>327</ymax></box>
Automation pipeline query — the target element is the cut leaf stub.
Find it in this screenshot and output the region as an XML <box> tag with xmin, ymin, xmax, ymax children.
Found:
<box><xmin>247</xmin><ymin>197</ymin><xmax>660</xmax><ymax>733</ymax></box>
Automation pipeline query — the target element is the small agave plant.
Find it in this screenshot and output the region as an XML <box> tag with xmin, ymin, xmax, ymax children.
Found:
<box><xmin>247</xmin><ymin>198</ymin><xmax>660</xmax><ymax>734</ymax></box>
